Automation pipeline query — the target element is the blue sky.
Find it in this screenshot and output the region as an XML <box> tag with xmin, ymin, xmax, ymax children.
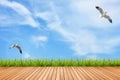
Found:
<box><xmin>0</xmin><ymin>0</ymin><xmax>120</xmax><ymax>59</ymax></box>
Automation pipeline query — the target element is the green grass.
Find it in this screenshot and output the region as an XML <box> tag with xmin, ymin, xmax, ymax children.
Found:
<box><xmin>0</xmin><ymin>59</ymin><xmax>120</xmax><ymax>66</ymax></box>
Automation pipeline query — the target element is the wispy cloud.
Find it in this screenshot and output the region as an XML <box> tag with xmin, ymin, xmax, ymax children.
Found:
<box><xmin>24</xmin><ymin>52</ymin><xmax>30</xmax><ymax>59</ymax></box>
<box><xmin>38</xmin><ymin>0</ymin><xmax>120</xmax><ymax>56</ymax></box>
<box><xmin>32</xmin><ymin>35</ymin><xmax>48</xmax><ymax>47</ymax></box>
<box><xmin>1</xmin><ymin>0</ymin><xmax>120</xmax><ymax>58</ymax></box>
<box><xmin>0</xmin><ymin>0</ymin><xmax>39</xmax><ymax>27</ymax></box>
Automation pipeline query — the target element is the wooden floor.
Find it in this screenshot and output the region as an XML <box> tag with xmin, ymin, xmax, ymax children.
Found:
<box><xmin>0</xmin><ymin>67</ymin><xmax>120</xmax><ymax>80</ymax></box>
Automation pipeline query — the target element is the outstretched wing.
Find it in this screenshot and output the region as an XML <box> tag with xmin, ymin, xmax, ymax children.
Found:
<box><xmin>16</xmin><ymin>46</ymin><xmax>22</xmax><ymax>54</ymax></box>
<box><xmin>96</xmin><ymin>6</ymin><xmax>104</xmax><ymax>14</ymax></box>
<box><xmin>104</xmin><ymin>15</ymin><xmax>112</xmax><ymax>23</ymax></box>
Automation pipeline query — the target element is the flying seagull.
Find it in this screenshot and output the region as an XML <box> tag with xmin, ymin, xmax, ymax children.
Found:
<box><xmin>10</xmin><ymin>44</ymin><xmax>22</xmax><ymax>54</ymax></box>
<box><xmin>95</xmin><ymin>6</ymin><xmax>112</xmax><ymax>23</ymax></box>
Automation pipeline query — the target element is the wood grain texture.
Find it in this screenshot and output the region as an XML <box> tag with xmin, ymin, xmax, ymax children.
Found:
<box><xmin>0</xmin><ymin>67</ymin><xmax>120</xmax><ymax>80</ymax></box>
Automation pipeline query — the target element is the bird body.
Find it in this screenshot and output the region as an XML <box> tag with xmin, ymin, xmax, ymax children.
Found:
<box><xmin>96</xmin><ymin>6</ymin><xmax>112</xmax><ymax>23</ymax></box>
<box><xmin>10</xmin><ymin>44</ymin><xmax>22</xmax><ymax>54</ymax></box>
<box><xmin>101</xmin><ymin>12</ymin><xmax>107</xmax><ymax>18</ymax></box>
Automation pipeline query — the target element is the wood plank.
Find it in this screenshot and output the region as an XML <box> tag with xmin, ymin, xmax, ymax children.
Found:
<box><xmin>59</xmin><ymin>67</ymin><xmax>64</xmax><ymax>80</ymax></box>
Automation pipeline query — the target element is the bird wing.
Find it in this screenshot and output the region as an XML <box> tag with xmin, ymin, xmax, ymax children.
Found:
<box><xmin>16</xmin><ymin>46</ymin><xmax>22</xmax><ymax>54</ymax></box>
<box><xmin>96</xmin><ymin>6</ymin><xmax>104</xmax><ymax>14</ymax></box>
<box><xmin>9</xmin><ymin>44</ymin><xmax>14</xmax><ymax>49</ymax></box>
<box><xmin>104</xmin><ymin>15</ymin><xmax>112</xmax><ymax>23</ymax></box>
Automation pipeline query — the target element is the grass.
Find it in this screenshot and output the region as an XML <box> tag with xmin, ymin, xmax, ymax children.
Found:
<box><xmin>0</xmin><ymin>59</ymin><xmax>120</xmax><ymax>66</ymax></box>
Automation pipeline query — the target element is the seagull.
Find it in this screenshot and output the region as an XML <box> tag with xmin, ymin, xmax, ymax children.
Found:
<box><xmin>10</xmin><ymin>44</ymin><xmax>22</xmax><ymax>54</ymax></box>
<box><xmin>95</xmin><ymin>6</ymin><xmax>112</xmax><ymax>23</ymax></box>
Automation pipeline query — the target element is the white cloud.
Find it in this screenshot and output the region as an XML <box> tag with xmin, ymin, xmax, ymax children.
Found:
<box><xmin>39</xmin><ymin>1</ymin><xmax>120</xmax><ymax>56</ymax></box>
<box><xmin>24</xmin><ymin>53</ymin><xmax>30</xmax><ymax>59</ymax></box>
<box><xmin>32</xmin><ymin>35</ymin><xmax>48</xmax><ymax>47</ymax></box>
<box><xmin>23</xmin><ymin>52</ymin><xmax>37</xmax><ymax>59</ymax></box>
<box><xmin>0</xmin><ymin>0</ymin><xmax>39</xmax><ymax>27</ymax></box>
<box><xmin>35</xmin><ymin>12</ymin><xmax>53</xmax><ymax>21</ymax></box>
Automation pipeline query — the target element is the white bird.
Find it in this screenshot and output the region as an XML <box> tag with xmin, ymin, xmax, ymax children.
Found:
<box><xmin>10</xmin><ymin>44</ymin><xmax>22</xmax><ymax>54</ymax></box>
<box><xmin>96</xmin><ymin>6</ymin><xmax>112</xmax><ymax>23</ymax></box>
